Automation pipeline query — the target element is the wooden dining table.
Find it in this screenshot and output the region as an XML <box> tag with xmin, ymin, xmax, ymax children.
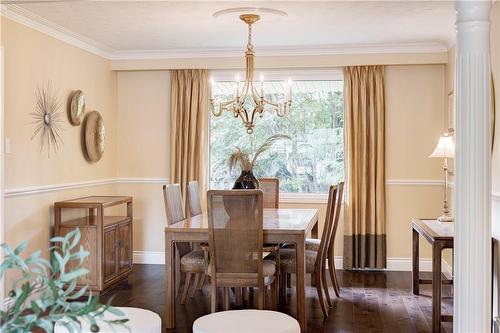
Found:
<box><xmin>164</xmin><ymin>208</ymin><xmax>319</xmax><ymax>332</ymax></box>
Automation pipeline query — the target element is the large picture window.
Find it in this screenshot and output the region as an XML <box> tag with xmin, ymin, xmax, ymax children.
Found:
<box><xmin>209</xmin><ymin>72</ymin><xmax>344</xmax><ymax>194</ymax></box>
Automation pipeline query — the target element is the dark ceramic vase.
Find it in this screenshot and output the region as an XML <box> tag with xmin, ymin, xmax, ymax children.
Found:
<box><xmin>232</xmin><ymin>170</ymin><xmax>260</xmax><ymax>189</ymax></box>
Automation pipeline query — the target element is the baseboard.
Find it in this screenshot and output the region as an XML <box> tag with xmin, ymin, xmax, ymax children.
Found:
<box><xmin>133</xmin><ymin>251</ymin><xmax>453</xmax><ymax>275</ymax></box>
<box><xmin>133</xmin><ymin>251</ymin><xmax>165</xmax><ymax>265</ymax></box>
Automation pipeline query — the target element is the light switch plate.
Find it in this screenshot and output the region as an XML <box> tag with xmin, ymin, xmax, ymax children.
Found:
<box><xmin>4</xmin><ymin>138</ymin><xmax>11</xmax><ymax>154</ymax></box>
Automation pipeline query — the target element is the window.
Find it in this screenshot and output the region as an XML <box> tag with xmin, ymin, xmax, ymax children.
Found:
<box><xmin>209</xmin><ymin>72</ymin><xmax>344</xmax><ymax>194</ymax></box>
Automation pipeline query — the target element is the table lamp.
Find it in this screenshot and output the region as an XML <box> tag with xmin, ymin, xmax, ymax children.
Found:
<box><xmin>429</xmin><ymin>133</ymin><xmax>455</xmax><ymax>222</ymax></box>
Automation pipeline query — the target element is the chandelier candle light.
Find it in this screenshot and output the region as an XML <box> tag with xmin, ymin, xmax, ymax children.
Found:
<box><xmin>210</xmin><ymin>14</ymin><xmax>292</xmax><ymax>134</ymax></box>
<box><xmin>429</xmin><ymin>132</ymin><xmax>455</xmax><ymax>222</ymax></box>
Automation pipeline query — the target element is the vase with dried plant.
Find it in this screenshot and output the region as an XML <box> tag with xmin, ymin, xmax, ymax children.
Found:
<box><xmin>229</xmin><ymin>134</ymin><xmax>290</xmax><ymax>189</ymax></box>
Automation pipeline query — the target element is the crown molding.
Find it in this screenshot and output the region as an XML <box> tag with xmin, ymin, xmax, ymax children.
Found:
<box><xmin>2</xmin><ymin>4</ymin><xmax>449</xmax><ymax>61</ymax></box>
<box><xmin>0</xmin><ymin>4</ymin><xmax>115</xmax><ymax>59</ymax></box>
<box><xmin>110</xmin><ymin>42</ymin><xmax>449</xmax><ymax>60</ymax></box>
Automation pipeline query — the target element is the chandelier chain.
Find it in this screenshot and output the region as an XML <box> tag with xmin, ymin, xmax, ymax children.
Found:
<box><xmin>247</xmin><ymin>23</ymin><xmax>253</xmax><ymax>50</ymax></box>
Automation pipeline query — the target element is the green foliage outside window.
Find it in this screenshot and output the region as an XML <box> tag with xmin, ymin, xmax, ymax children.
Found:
<box><xmin>210</xmin><ymin>80</ymin><xmax>344</xmax><ymax>193</ymax></box>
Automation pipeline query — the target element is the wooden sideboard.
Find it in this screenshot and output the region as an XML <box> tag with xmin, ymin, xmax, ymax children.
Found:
<box><xmin>54</xmin><ymin>196</ymin><xmax>133</xmax><ymax>294</ymax></box>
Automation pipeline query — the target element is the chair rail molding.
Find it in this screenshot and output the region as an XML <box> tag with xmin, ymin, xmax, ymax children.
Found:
<box><xmin>4</xmin><ymin>178</ymin><xmax>170</xmax><ymax>197</ymax></box>
<box><xmin>454</xmin><ymin>1</ymin><xmax>492</xmax><ymax>331</ymax></box>
<box><xmin>4</xmin><ymin>178</ymin><xmax>445</xmax><ymax>199</ymax></box>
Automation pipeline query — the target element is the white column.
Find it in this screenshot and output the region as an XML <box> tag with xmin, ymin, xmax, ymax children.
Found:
<box><xmin>454</xmin><ymin>1</ymin><xmax>492</xmax><ymax>331</ymax></box>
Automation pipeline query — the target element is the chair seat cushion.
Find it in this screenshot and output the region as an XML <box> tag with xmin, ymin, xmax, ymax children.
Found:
<box><xmin>276</xmin><ymin>248</ymin><xmax>317</xmax><ymax>273</ymax></box>
<box><xmin>192</xmin><ymin>310</ymin><xmax>300</xmax><ymax>333</ymax></box>
<box><xmin>54</xmin><ymin>307</ymin><xmax>162</xmax><ymax>333</ymax></box>
<box><xmin>282</xmin><ymin>238</ymin><xmax>321</xmax><ymax>251</ymax></box>
<box><xmin>206</xmin><ymin>260</ymin><xmax>276</xmax><ymax>277</ymax></box>
<box><xmin>305</xmin><ymin>238</ymin><xmax>321</xmax><ymax>251</ymax></box>
<box><xmin>181</xmin><ymin>250</ymin><xmax>206</xmax><ymax>271</ymax></box>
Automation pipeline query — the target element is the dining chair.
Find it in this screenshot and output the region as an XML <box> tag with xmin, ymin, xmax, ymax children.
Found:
<box><xmin>206</xmin><ymin>189</ymin><xmax>278</xmax><ymax>312</ymax></box>
<box><xmin>303</xmin><ymin>182</ymin><xmax>344</xmax><ymax>300</ymax></box>
<box><xmin>163</xmin><ymin>184</ymin><xmax>206</xmax><ymax>304</ymax></box>
<box><xmin>258</xmin><ymin>178</ymin><xmax>280</xmax><ymax>208</ymax></box>
<box><xmin>274</xmin><ymin>184</ymin><xmax>341</xmax><ymax>317</ymax></box>
<box><xmin>188</xmin><ymin>180</ymin><xmax>203</xmax><ymax>216</ymax></box>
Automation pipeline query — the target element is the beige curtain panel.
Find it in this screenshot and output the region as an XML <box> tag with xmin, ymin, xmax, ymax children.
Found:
<box><xmin>170</xmin><ymin>69</ymin><xmax>209</xmax><ymax>217</ymax></box>
<box><xmin>343</xmin><ymin>65</ymin><xmax>387</xmax><ymax>269</ymax></box>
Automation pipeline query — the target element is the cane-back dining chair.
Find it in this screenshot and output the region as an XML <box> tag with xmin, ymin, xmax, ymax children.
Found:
<box><xmin>206</xmin><ymin>190</ymin><xmax>278</xmax><ymax>312</ymax></box>
<box><xmin>188</xmin><ymin>180</ymin><xmax>203</xmax><ymax>217</ymax></box>
<box><xmin>275</xmin><ymin>184</ymin><xmax>342</xmax><ymax>317</ymax></box>
<box><xmin>163</xmin><ymin>183</ymin><xmax>206</xmax><ymax>304</ymax></box>
<box><xmin>258</xmin><ymin>178</ymin><xmax>280</xmax><ymax>209</ymax></box>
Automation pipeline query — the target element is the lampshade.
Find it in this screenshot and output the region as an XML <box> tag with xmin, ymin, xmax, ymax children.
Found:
<box><xmin>429</xmin><ymin>135</ymin><xmax>455</xmax><ymax>158</ymax></box>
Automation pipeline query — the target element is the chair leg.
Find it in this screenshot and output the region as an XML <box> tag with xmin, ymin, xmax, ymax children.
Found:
<box><xmin>311</xmin><ymin>271</ymin><xmax>316</xmax><ymax>287</ymax></box>
<box><xmin>257</xmin><ymin>286</ymin><xmax>265</xmax><ymax>310</ymax></box>
<box><xmin>315</xmin><ymin>270</ymin><xmax>329</xmax><ymax>317</ymax></box>
<box><xmin>235</xmin><ymin>287</ymin><xmax>242</xmax><ymax>307</ymax></box>
<box><xmin>321</xmin><ymin>266</ymin><xmax>332</xmax><ymax>308</ymax></box>
<box><xmin>190</xmin><ymin>273</ymin><xmax>201</xmax><ymax>298</ymax></box>
<box><xmin>270</xmin><ymin>281</ymin><xmax>278</xmax><ymax>310</ymax></box>
<box><xmin>328</xmin><ymin>252</ymin><xmax>340</xmax><ymax>297</ymax></box>
<box><xmin>223</xmin><ymin>288</ymin><xmax>230</xmax><ymax>311</ymax></box>
<box><xmin>196</xmin><ymin>273</ymin><xmax>205</xmax><ymax>290</ymax></box>
<box><xmin>180</xmin><ymin>272</ymin><xmax>192</xmax><ymax>305</ymax></box>
<box><xmin>210</xmin><ymin>284</ymin><xmax>217</xmax><ymax>313</ymax></box>
<box><xmin>242</xmin><ymin>287</ymin><xmax>249</xmax><ymax>303</ymax></box>
<box><xmin>279</xmin><ymin>274</ymin><xmax>286</xmax><ymax>302</ymax></box>
<box><xmin>286</xmin><ymin>274</ymin><xmax>291</xmax><ymax>288</ymax></box>
<box><xmin>332</xmin><ymin>266</ymin><xmax>341</xmax><ymax>297</ymax></box>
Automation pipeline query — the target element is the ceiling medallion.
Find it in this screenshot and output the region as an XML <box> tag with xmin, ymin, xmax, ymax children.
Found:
<box><xmin>212</xmin><ymin>7</ymin><xmax>288</xmax><ymax>19</ymax></box>
<box><xmin>210</xmin><ymin>13</ymin><xmax>292</xmax><ymax>134</ymax></box>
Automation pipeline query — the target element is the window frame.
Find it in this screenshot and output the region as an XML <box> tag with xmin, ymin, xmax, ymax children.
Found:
<box><xmin>208</xmin><ymin>68</ymin><xmax>344</xmax><ymax>203</ymax></box>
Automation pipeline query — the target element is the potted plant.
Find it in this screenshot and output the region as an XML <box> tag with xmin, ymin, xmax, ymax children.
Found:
<box><xmin>229</xmin><ymin>134</ymin><xmax>290</xmax><ymax>189</ymax></box>
<box><xmin>0</xmin><ymin>228</ymin><xmax>127</xmax><ymax>333</ymax></box>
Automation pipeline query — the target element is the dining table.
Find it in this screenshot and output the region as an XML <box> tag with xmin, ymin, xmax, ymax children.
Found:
<box><xmin>164</xmin><ymin>208</ymin><xmax>319</xmax><ymax>332</ymax></box>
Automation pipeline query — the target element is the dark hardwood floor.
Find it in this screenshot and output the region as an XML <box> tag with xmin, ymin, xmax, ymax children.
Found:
<box><xmin>102</xmin><ymin>264</ymin><xmax>453</xmax><ymax>333</ymax></box>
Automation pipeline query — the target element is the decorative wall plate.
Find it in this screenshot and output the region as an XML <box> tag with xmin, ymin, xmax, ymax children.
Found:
<box><xmin>69</xmin><ymin>90</ymin><xmax>86</xmax><ymax>125</ymax></box>
<box><xmin>83</xmin><ymin>111</ymin><xmax>105</xmax><ymax>162</ymax></box>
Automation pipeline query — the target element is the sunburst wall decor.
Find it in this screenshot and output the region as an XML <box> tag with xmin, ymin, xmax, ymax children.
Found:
<box><xmin>31</xmin><ymin>81</ymin><xmax>64</xmax><ymax>157</ymax></box>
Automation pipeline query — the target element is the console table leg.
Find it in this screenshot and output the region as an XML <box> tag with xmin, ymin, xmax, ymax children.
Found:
<box><xmin>432</xmin><ymin>242</ymin><xmax>443</xmax><ymax>333</ymax></box>
<box><xmin>412</xmin><ymin>228</ymin><xmax>420</xmax><ymax>295</ymax></box>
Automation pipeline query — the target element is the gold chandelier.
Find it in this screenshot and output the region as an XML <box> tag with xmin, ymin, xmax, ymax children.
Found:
<box><xmin>210</xmin><ymin>14</ymin><xmax>292</xmax><ymax>134</ymax></box>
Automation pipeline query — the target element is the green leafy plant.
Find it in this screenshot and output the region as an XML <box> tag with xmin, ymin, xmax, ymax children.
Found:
<box><xmin>228</xmin><ymin>134</ymin><xmax>290</xmax><ymax>172</ymax></box>
<box><xmin>0</xmin><ymin>228</ymin><xmax>128</xmax><ymax>332</ymax></box>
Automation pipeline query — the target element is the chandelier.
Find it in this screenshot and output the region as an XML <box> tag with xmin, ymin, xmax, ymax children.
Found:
<box><xmin>210</xmin><ymin>14</ymin><xmax>292</xmax><ymax>134</ymax></box>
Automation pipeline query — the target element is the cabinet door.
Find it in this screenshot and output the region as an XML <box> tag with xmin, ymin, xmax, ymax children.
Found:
<box><xmin>118</xmin><ymin>221</ymin><xmax>132</xmax><ymax>273</ymax></box>
<box><xmin>103</xmin><ymin>226</ymin><xmax>118</xmax><ymax>282</ymax></box>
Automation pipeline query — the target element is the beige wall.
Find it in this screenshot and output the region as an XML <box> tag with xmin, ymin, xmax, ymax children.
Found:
<box><xmin>2</xmin><ymin>18</ymin><xmax>117</xmax><ymax>188</ymax></box>
<box><xmin>385</xmin><ymin>65</ymin><xmax>446</xmax><ymax>259</ymax></box>
<box><xmin>1</xmin><ymin>18</ymin><xmax>117</xmax><ymax>285</ymax></box>
<box><xmin>115</xmin><ymin>71</ymin><xmax>171</xmax><ymax>253</ymax></box>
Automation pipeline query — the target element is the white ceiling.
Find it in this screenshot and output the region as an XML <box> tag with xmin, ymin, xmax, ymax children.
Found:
<box><xmin>4</xmin><ymin>1</ymin><xmax>456</xmax><ymax>57</ymax></box>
